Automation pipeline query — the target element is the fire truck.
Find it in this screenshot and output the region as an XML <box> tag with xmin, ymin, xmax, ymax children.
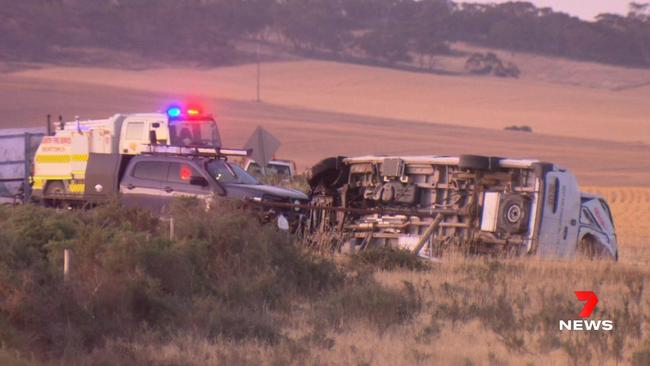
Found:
<box><xmin>32</xmin><ymin>106</ymin><xmax>221</xmax><ymax>200</ymax></box>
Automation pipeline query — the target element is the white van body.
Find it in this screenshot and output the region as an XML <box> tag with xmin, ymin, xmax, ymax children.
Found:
<box><xmin>306</xmin><ymin>154</ymin><xmax>618</xmax><ymax>260</ymax></box>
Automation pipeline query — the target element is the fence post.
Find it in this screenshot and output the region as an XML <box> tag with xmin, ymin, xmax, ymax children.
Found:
<box><xmin>63</xmin><ymin>248</ymin><xmax>71</xmax><ymax>282</ymax></box>
<box><xmin>169</xmin><ymin>218</ymin><xmax>175</xmax><ymax>240</ymax></box>
<box><xmin>23</xmin><ymin>133</ymin><xmax>31</xmax><ymax>203</ymax></box>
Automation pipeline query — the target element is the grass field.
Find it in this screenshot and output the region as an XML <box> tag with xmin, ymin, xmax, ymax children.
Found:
<box><xmin>9</xmin><ymin>60</ymin><xmax>650</xmax><ymax>144</ymax></box>
<box><xmin>1</xmin><ymin>55</ymin><xmax>650</xmax><ymax>365</ymax></box>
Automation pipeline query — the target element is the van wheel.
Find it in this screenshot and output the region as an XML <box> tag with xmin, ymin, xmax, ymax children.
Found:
<box><xmin>307</xmin><ymin>156</ymin><xmax>348</xmax><ymax>189</ymax></box>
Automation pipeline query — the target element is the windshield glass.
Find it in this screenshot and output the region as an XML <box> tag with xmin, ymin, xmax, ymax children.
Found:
<box><xmin>169</xmin><ymin>120</ymin><xmax>221</xmax><ymax>147</ymax></box>
<box><xmin>247</xmin><ymin>162</ymin><xmax>291</xmax><ymax>177</ymax></box>
<box><xmin>206</xmin><ymin>160</ymin><xmax>259</xmax><ymax>185</ymax></box>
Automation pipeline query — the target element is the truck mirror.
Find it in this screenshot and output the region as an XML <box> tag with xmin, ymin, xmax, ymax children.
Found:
<box><xmin>190</xmin><ymin>176</ymin><xmax>209</xmax><ymax>187</ymax></box>
<box><xmin>149</xmin><ymin>130</ymin><xmax>158</xmax><ymax>145</ymax></box>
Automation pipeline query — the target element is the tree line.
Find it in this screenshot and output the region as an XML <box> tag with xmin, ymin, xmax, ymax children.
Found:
<box><xmin>1</xmin><ymin>0</ymin><xmax>649</xmax><ymax>68</ymax></box>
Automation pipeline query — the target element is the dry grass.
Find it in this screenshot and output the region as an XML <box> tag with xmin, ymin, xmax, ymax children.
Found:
<box><xmin>71</xmin><ymin>187</ymin><xmax>650</xmax><ymax>366</ymax></box>
<box><xmin>9</xmin><ymin>59</ymin><xmax>650</xmax><ymax>145</ymax></box>
<box><xmin>1</xmin><ymin>184</ymin><xmax>649</xmax><ymax>365</ymax></box>
<box><xmin>72</xmin><ymin>258</ymin><xmax>650</xmax><ymax>366</ymax></box>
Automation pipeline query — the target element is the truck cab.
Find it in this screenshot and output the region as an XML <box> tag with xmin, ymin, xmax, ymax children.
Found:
<box><xmin>244</xmin><ymin>159</ymin><xmax>296</xmax><ymax>181</ymax></box>
<box><xmin>33</xmin><ymin>106</ymin><xmax>220</xmax><ymax>200</ymax></box>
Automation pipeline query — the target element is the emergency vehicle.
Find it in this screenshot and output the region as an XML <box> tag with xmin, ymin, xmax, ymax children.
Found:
<box><xmin>32</xmin><ymin>106</ymin><xmax>220</xmax><ymax>199</ymax></box>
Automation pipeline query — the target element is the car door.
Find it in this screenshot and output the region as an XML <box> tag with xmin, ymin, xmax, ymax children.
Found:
<box><xmin>120</xmin><ymin>160</ymin><xmax>170</xmax><ymax>213</ymax></box>
<box><xmin>160</xmin><ymin>161</ymin><xmax>214</xmax><ymax>212</ymax></box>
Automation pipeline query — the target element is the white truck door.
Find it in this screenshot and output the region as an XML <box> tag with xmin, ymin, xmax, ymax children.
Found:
<box><xmin>120</xmin><ymin>118</ymin><xmax>147</xmax><ymax>154</ymax></box>
<box><xmin>537</xmin><ymin>172</ymin><xmax>581</xmax><ymax>257</ymax></box>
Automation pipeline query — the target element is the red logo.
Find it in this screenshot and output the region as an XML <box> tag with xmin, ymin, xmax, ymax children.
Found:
<box><xmin>575</xmin><ymin>291</ymin><xmax>598</xmax><ymax>318</ymax></box>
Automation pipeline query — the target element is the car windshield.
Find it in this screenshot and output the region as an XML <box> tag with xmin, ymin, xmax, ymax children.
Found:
<box><xmin>169</xmin><ymin>119</ymin><xmax>221</xmax><ymax>147</ymax></box>
<box><xmin>247</xmin><ymin>162</ymin><xmax>291</xmax><ymax>177</ymax></box>
<box><xmin>206</xmin><ymin>160</ymin><xmax>259</xmax><ymax>185</ymax></box>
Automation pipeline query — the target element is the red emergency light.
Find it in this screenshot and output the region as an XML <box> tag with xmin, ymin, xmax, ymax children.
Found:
<box><xmin>166</xmin><ymin>105</ymin><xmax>204</xmax><ymax>119</ymax></box>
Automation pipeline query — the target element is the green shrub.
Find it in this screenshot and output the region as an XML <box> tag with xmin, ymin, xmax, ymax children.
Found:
<box><xmin>0</xmin><ymin>200</ymin><xmax>344</xmax><ymax>359</ymax></box>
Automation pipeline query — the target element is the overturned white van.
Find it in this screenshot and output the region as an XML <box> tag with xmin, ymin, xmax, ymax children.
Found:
<box><xmin>305</xmin><ymin>155</ymin><xmax>617</xmax><ymax>260</ymax></box>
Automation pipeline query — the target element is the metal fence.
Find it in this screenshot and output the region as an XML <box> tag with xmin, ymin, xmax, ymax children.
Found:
<box><xmin>0</xmin><ymin>128</ymin><xmax>45</xmax><ymax>203</ymax></box>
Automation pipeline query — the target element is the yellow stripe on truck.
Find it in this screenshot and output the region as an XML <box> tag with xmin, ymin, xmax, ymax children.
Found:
<box><xmin>34</xmin><ymin>154</ymin><xmax>88</xmax><ymax>163</ymax></box>
<box><xmin>35</xmin><ymin>155</ymin><xmax>70</xmax><ymax>163</ymax></box>
<box><xmin>33</xmin><ymin>175</ymin><xmax>73</xmax><ymax>181</ymax></box>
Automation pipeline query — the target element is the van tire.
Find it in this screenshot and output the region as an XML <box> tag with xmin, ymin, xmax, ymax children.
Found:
<box><xmin>307</xmin><ymin>156</ymin><xmax>348</xmax><ymax>189</ymax></box>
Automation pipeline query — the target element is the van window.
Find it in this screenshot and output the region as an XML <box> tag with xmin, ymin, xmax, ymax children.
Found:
<box><xmin>168</xmin><ymin>163</ymin><xmax>200</xmax><ymax>184</ymax></box>
<box><xmin>132</xmin><ymin>161</ymin><xmax>168</xmax><ymax>181</ymax></box>
<box><xmin>268</xmin><ymin>163</ymin><xmax>291</xmax><ymax>177</ymax></box>
<box><xmin>126</xmin><ymin>122</ymin><xmax>145</xmax><ymax>140</ymax></box>
<box><xmin>547</xmin><ymin>177</ymin><xmax>560</xmax><ymax>214</ymax></box>
<box><xmin>599</xmin><ymin>199</ymin><xmax>615</xmax><ymax>224</ymax></box>
<box><xmin>580</xmin><ymin>208</ymin><xmax>594</xmax><ymax>225</ymax></box>
<box><xmin>552</xmin><ymin>179</ymin><xmax>560</xmax><ymax>213</ymax></box>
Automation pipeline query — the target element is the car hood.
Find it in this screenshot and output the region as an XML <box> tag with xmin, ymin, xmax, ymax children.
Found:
<box><xmin>222</xmin><ymin>183</ymin><xmax>308</xmax><ymax>201</ymax></box>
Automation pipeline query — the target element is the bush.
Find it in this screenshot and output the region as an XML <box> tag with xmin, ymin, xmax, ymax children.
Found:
<box><xmin>504</xmin><ymin>125</ymin><xmax>533</xmax><ymax>133</ymax></box>
<box><xmin>0</xmin><ymin>200</ymin><xmax>344</xmax><ymax>359</ymax></box>
<box><xmin>350</xmin><ymin>246</ymin><xmax>430</xmax><ymax>271</ymax></box>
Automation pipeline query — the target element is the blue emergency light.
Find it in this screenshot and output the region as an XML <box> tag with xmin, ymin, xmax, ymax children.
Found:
<box><xmin>167</xmin><ymin>106</ymin><xmax>182</xmax><ymax>118</ymax></box>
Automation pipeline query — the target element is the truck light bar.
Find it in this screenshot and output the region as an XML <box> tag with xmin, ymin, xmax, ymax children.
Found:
<box><xmin>145</xmin><ymin>145</ymin><xmax>251</xmax><ymax>158</ymax></box>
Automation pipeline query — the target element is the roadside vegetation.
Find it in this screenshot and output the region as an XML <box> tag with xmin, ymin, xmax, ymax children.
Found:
<box><xmin>0</xmin><ymin>201</ymin><xmax>649</xmax><ymax>365</ymax></box>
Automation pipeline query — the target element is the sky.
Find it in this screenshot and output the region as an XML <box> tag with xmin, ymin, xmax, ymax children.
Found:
<box><xmin>460</xmin><ymin>0</ymin><xmax>633</xmax><ymax>20</ymax></box>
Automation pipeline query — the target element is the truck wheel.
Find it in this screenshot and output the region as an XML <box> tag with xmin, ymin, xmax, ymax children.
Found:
<box><xmin>45</xmin><ymin>181</ymin><xmax>66</xmax><ymax>196</ymax></box>
<box><xmin>459</xmin><ymin>155</ymin><xmax>498</xmax><ymax>171</ymax></box>
<box><xmin>307</xmin><ymin>156</ymin><xmax>348</xmax><ymax>189</ymax></box>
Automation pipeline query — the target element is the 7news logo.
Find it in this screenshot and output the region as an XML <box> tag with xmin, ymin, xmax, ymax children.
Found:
<box><xmin>559</xmin><ymin>291</ymin><xmax>614</xmax><ymax>331</ymax></box>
